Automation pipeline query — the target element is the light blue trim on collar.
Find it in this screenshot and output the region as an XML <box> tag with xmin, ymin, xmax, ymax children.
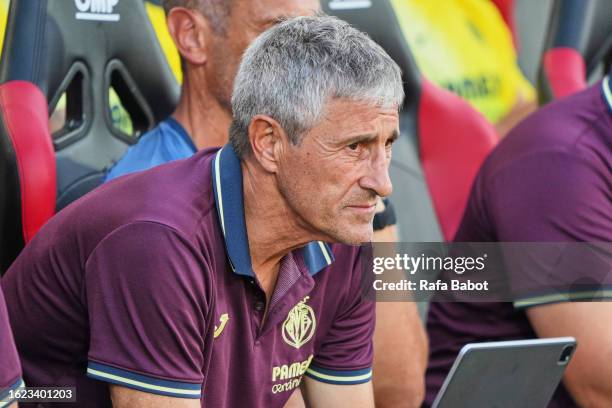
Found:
<box><xmin>602</xmin><ymin>76</ymin><xmax>612</xmax><ymax>114</ymax></box>
<box><xmin>211</xmin><ymin>144</ymin><xmax>334</xmax><ymax>277</ymax></box>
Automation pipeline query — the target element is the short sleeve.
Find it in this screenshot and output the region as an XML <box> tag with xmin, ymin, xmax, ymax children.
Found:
<box><xmin>485</xmin><ymin>151</ymin><xmax>612</xmax><ymax>309</ymax></box>
<box><xmin>306</xmin><ymin>250</ymin><xmax>375</xmax><ymax>385</ymax></box>
<box><xmin>84</xmin><ymin>222</ymin><xmax>210</xmax><ymax>399</ymax></box>
<box><xmin>0</xmin><ymin>286</ymin><xmax>24</xmax><ymax>404</ymax></box>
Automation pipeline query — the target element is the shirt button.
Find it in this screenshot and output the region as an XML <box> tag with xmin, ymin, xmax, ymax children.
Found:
<box><xmin>254</xmin><ymin>301</ymin><xmax>265</xmax><ymax>312</ymax></box>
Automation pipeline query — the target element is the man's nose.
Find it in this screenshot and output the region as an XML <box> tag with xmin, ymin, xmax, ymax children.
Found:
<box><xmin>360</xmin><ymin>148</ymin><xmax>393</xmax><ymax>198</ymax></box>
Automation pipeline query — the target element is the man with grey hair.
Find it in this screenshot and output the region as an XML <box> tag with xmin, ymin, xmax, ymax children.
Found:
<box><xmin>105</xmin><ymin>1</ymin><xmax>428</xmax><ymax>406</ymax></box>
<box><xmin>5</xmin><ymin>15</ymin><xmax>404</xmax><ymax>408</ymax></box>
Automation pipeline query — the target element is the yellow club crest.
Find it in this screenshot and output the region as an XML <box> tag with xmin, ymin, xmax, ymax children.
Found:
<box><xmin>282</xmin><ymin>296</ymin><xmax>316</xmax><ymax>349</ymax></box>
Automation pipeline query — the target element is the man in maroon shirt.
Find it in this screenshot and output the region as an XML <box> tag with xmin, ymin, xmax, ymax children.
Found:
<box><xmin>108</xmin><ymin>1</ymin><xmax>427</xmax><ymax>406</ymax></box>
<box><xmin>426</xmin><ymin>76</ymin><xmax>612</xmax><ymax>407</ymax></box>
<box><xmin>4</xmin><ymin>15</ymin><xmax>403</xmax><ymax>408</ymax></box>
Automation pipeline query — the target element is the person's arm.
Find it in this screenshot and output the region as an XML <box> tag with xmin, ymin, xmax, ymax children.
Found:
<box><xmin>372</xmin><ymin>222</ymin><xmax>428</xmax><ymax>408</ymax></box>
<box><xmin>301</xmin><ymin>378</ymin><xmax>374</xmax><ymax>408</ymax></box>
<box><xmin>527</xmin><ymin>302</ymin><xmax>612</xmax><ymax>407</ymax></box>
<box><xmin>283</xmin><ymin>388</ymin><xmax>305</xmax><ymax>408</ymax></box>
<box><xmin>110</xmin><ymin>386</ymin><xmax>200</xmax><ymax>408</ymax></box>
<box><xmin>373</xmin><ymin>300</ymin><xmax>427</xmax><ymax>408</ymax></box>
<box><xmin>482</xmin><ymin>144</ymin><xmax>612</xmax><ymax>405</ymax></box>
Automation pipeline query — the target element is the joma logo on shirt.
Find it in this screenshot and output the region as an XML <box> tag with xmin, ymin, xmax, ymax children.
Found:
<box><xmin>214</xmin><ymin>313</ymin><xmax>229</xmax><ymax>339</ymax></box>
<box><xmin>74</xmin><ymin>0</ymin><xmax>120</xmax><ymax>22</ymax></box>
<box><xmin>282</xmin><ymin>296</ymin><xmax>316</xmax><ymax>349</ymax></box>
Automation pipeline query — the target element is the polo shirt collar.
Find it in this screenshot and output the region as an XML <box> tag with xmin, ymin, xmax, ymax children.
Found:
<box><xmin>602</xmin><ymin>76</ymin><xmax>612</xmax><ymax>114</ymax></box>
<box><xmin>211</xmin><ymin>144</ymin><xmax>334</xmax><ymax>277</ymax></box>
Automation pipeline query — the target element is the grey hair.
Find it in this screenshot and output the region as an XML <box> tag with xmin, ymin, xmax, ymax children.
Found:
<box><xmin>162</xmin><ymin>0</ymin><xmax>232</xmax><ymax>34</ymax></box>
<box><xmin>229</xmin><ymin>15</ymin><xmax>404</xmax><ymax>159</ymax></box>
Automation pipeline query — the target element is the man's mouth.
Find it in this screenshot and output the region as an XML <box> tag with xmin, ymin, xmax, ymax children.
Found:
<box><xmin>346</xmin><ymin>203</ymin><xmax>378</xmax><ymax>214</ymax></box>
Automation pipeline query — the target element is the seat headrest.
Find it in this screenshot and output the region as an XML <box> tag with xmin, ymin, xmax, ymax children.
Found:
<box><xmin>0</xmin><ymin>80</ymin><xmax>56</xmax><ymax>272</ymax></box>
<box><xmin>539</xmin><ymin>0</ymin><xmax>612</xmax><ymax>101</ymax></box>
<box><xmin>0</xmin><ymin>0</ymin><xmax>180</xmax><ymax>207</ymax></box>
<box><xmin>547</xmin><ymin>0</ymin><xmax>612</xmax><ymax>74</ymax></box>
<box><xmin>1</xmin><ymin>0</ymin><xmax>179</xmax><ymax>120</ymax></box>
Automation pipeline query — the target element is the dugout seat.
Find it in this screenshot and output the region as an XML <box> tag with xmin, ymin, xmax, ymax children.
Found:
<box><xmin>323</xmin><ymin>0</ymin><xmax>498</xmax><ymax>242</ymax></box>
<box><xmin>0</xmin><ymin>0</ymin><xmax>179</xmax><ymax>272</ymax></box>
<box><xmin>538</xmin><ymin>0</ymin><xmax>612</xmax><ymax>103</ymax></box>
<box><xmin>0</xmin><ymin>81</ymin><xmax>54</xmax><ymax>272</ymax></box>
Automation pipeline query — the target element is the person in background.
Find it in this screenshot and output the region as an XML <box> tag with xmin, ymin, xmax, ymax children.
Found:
<box><xmin>391</xmin><ymin>0</ymin><xmax>536</xmax><ymax>137</ymax></box>
<box><xmin>426</xmin><ymin>72</ymin><xmax>612</xmax><ymax>406</ymax></box>
<box><xmin>105</xmin><ymin>1</ymin><xmax>428</xmax><ymax>406</ymax></box>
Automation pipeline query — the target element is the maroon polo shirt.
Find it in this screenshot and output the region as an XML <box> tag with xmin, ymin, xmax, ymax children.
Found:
<box><xmin>426</xmin><ymin>79</ymin><xmax>612</xmax><ymax>407</ymax></box>
<box><xmin>3</xmin><ymin>145</ymin><xmax>374</xmax><ymax>407</ymax></box>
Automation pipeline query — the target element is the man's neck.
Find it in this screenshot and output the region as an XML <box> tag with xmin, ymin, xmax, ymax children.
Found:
<box><xmin>241</xmin><ymin>159</ymin><xmax>319</xmax><ymax>299</ymax></box>
<box><xmin>172</xmin><ymin>79</ymin><xmax>232</xmax><ymax>150</ymax></box>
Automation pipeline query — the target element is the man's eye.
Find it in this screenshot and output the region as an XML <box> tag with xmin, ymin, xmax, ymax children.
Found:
<box><xmin>348</xmin><ymin>142</ymin><xmax>361</xmax><ymax>150</ymax></box>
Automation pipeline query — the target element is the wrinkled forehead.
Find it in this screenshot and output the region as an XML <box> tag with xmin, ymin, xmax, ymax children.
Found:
<box><xmin>324</xmin><ymin>98</ymin><xmax>399</xmax><ymax>123</ymax></box>
<box><xmin>314</xmin><ymin>99</ymin><xmax>400</xmax><ymax>139</ymax></box>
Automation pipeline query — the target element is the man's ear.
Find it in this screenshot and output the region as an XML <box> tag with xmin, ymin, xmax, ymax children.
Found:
<box><xmin>166</xmin><ymin>7</ymin><xmax>210</xmax><ymax>65</ymax></box>
<box><xmin>248</xmin><ymin>115</ymin><xmax>287</xmax><ymax>173</ymax></box>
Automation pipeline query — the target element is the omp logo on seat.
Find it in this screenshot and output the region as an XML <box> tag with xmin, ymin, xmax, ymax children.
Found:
<box><xmin>75</xmin><ymin>0</ymin><xmax>120</xmax><ymax>22</ymax></box>
<box><xmin>328</xmin><ymin>0</ymin><xmax>372</xmax><ymax>10</ymax></box>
